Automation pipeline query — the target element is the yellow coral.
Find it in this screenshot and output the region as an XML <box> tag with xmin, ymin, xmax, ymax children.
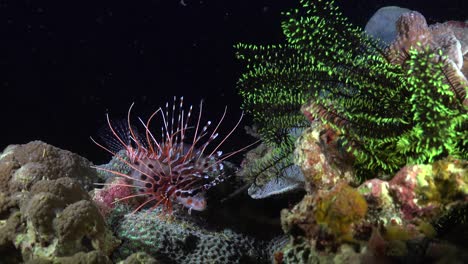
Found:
<box><xmin>314</xmin><ymin>182</ymin><xmax>367</xmax><ymax>240</ymax></box>
<box><xmin>411</xmin><ymin>158</ymin><xmax>468</xmax><ymax>211</ymax></box>
<box><xmin>383</xmin><ymin>220</ymin><xmax>436</xmax><ymax>242</ymax></box>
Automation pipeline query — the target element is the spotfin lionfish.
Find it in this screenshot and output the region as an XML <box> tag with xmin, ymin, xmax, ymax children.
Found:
<box><xmin>92</xmin><ymin>96</ymin><xmax>256</xmax><ymax>215</ymax></box>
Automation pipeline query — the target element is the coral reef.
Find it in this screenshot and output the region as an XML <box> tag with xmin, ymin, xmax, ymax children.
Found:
<box><xmin>110</xmin><ymin>207</ymin><xmax>272</xmax><ymax>264</ymax></box>
<box><xmin>117</xmin><ymin>252</ymin><xmax>159</xmax><ymax>264</ymax></box>
<box><xmin>0</xmin><ymin>141</ymin><xmax>100</xmax><ymax>195</ymax></box>
<box><xmin>278</xmin><ymin>154</ymin><xmax>467</xmax><ymax>263</ymax></box>
<box><xmin>93</xmin><ymin>177</ymin><xmax>136</xmax><ymax>217</ymax></box>
<box><xmin>0</xmin><ymin>141</ymin><xmax>120</xmax><ymax>263</ymax></box>
<box><xmin>294</xmin><ymin>124</ymin><xmax>356</xmax><ymax>192</ymax></box>
<box><xmin>1</xmin><ymin>1</ymin><xmax>466</xmax><ymax>264</ymax></box>
<box><xmin>93</xmin><ymin>139</ymin><xmax>287</xmax><ymax>264</ymax></box>
<box><xmin>388</xmin><ymin>10</ymin><xmax>468</xmax><ymax>79</ymax></box>
<box><xmin>235</xmin><ymin>0</ymin><xmax>468</xmax><ymax>263</ymax></box>
<box><xmin>238</xmin><ymin>0</ymin><xmax>467</xmax><ymax>179</ymax></box>
<box><xmin>1</xmin><ymin>177</ymin><xmax>120</xmax><ymax>262</ymax></box>
<box><xmin>359</xmin><ymin>157</ymin><xmax>468</xmax><ymax>225</ymax></box>
<box><xmin>281</xmin><ymin>182</ymin><xmax>367</xmax><ymax>249</ymax></box>
<box><xmin>50</xmin><ymin>251</ymin><xmax>113</xmax><ymax>264</ymax></box>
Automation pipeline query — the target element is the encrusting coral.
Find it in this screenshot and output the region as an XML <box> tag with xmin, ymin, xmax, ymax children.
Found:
<box><xmin>279</xmin><ymin>153</ymin><xmax>467</xmax><ymax>262</ymax></box>
<box><xmin>281</xmin><ymin>182</ymin><xmax>367</xmax><ymax>248</ymax></box>
<box><xmin>109</xmin><ymin>206</ymin><xmax>274</xmax><ymax>264</ymax></box>
<box><xmin>294</xmin><ymin>124</ymin><xmax>356</xmax><ymax>193</ymax></box>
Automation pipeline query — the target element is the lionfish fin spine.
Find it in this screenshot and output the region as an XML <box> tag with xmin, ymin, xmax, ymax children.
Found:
<box><xmin>127</xmin><ymin>102</ymin><xmax>143</xmax><ymax>152</ymax></box>
<box><xmin>208</xmin><ymin>111</ymin><xmax>244</xmax><ymax>157</ymax></box>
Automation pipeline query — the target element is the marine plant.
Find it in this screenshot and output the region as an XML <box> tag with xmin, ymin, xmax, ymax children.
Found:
<box><xmin>92</xmin><ymin>97</ymin><xmax>252</xmax><ymax>214</ymax></box>
<box><xmin>236</xmin><ymin>0</ymin><xmax>467</xmax><ymax>179</ymax></box>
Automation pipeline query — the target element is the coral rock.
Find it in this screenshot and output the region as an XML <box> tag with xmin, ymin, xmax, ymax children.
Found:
<box><xmin>358</xmin><ymin>158</ymin><xmax>467</xmax><ymax>224</ymax></box>
<box><xmin>0</xmin><ymin>142</ymin><xmax>120</xmax><ymax>263</ymax></box>
<box><xmin>54</xmin><ymin>250</ymin><xmax>113</xmax><ymax>264</ymax></box>
<box><xmin>364</xmin><ymin>6</ymin><xmax>412</xmax><ymax>44</ymax></box>
<box><xmin>281</xmin><ymin>182</ymin><xmax>367</xmax><ymax>249</ymax></box>
<box><xmin>15</xmin><ymin>177</ymin><xmax>120</xmax><ymax>260</ymax></box>
<box><xmin>0</xmin><ymin>141</ymin><xmax>100</xmax><ymax>195</ymax></box>
<box><xmin>119</xmin><ymin>252</ymin><xmax>160</xmax><ymax>264</ymax></box>
<box><xmin>389</xmin><ymin>158</ymin><xmax>467</xmax><ymax>221</ymax></box>
<box><xmin>294</xmin><ymin>124</ymin><xmax>356</xmax><ymax>192</ymax></box>
<box><xmin>358</xmin><ymin>179</ymin><xmax>402</xmax><ymax>225</ymax></box>
<box><xmin>388</xmin><ymin>11</ymin><xmax>468</xmax><ymax>78</ymax></box>
<box><xmin>55</xmin><ymin>200</ymin><xmax>118</xmax><ymax>256</ymax></box>
<box><xmin>113</xmin><ymin>208</ymin><xmax>270</xmax><ymax>264</ymax></box>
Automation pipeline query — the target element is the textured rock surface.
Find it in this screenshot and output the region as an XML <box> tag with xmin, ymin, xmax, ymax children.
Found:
<box><xmin>117</xmin><ymin>252</ymin><xmax>160</xmax><ymax>264</ymax></box>
<box><xmin>277</xmin><ymin>155</ymin><xmax>468</xmax><ymax>263</ymax></box>
<box><xmin>365</xmin><ymin>6</ymin><xmax>412</xmax><ymax>44</ymax></box>
<box><xmin>281</xmin><ymin>182</ymin><xmax>367</xmax><ymax>249</ymax></box>
<box><xmin>293</xmin><ymin>124</ymin><xmax>356</xmax><ymax>193</ymax></box>
<box><xmin>0</xmin><ymin>142</ymin><xmax>120</xmax><ymax>263</ymax></box>
<box><xmin>387</xmin><ymin>10</ymin><xmax>468</xmax><ymax>80</ymax></box>
<box><xmin>0</xmin><ymin>141</ymin><xmax>100</xmax><ymax>195</ymax></box>
<box><xmin>14</xmin><ymin>177</ymin><xmax>120</xmax><ymax>261</ymax></box>
<box><xmin>359</xmin><ymin>157</ymin><xmax>468</xmax><ymax>224</ymax></box>
<box><xmin>112</xmin><ymin>207</ymin><xmax>272</xmax><ymax>264</ymax></box>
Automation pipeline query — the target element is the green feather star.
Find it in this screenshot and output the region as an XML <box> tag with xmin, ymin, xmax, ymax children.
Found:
<box><xmin>236</xmin><ymin>0</ymin><xmax>467</xmax><ymax>180</ymax></box>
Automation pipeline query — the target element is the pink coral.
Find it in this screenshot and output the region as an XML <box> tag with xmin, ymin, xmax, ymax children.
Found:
<box><xmin>388</xmin><ymin>165</ymin><xmax>424</xmax><ymax>220</ymax></box>
<box><xmin>389</xmin><ymin>165</ymin><xmax>442</xmax><ymax>220</ymax></box>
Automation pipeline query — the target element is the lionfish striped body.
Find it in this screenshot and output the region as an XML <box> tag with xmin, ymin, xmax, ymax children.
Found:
<box><xmin>92</xmin><ymin>97</ymin><xmax>247</xmax><ymax>214</ymax></box>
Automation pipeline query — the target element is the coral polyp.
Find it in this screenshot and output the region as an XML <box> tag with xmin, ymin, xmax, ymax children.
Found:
<box><xmin>92</xmin><ymin>97</ymin><xmax>246</xmax><ymax>215</ymax></box>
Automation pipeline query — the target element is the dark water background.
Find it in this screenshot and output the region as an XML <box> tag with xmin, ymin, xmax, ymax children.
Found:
<box><xmin>1</xmin><ymin>0</ymin><xmax>466</xmax><ymax>164</ymax></box>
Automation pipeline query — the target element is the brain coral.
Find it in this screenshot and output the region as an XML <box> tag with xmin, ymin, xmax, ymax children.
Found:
<box><xmin>0</xmin><ymin>141</ymin><xmax>120</xmax><ymax>263</ymax></box>
<box><xmin>16</xmin><ymin>177</ymin><xmax>120</xmax><ymax>261</ymax></box>
<box><xmin>0</xmin><ymin>140</ymin><xmax>100</xmax><ymax>195</ymax></box>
